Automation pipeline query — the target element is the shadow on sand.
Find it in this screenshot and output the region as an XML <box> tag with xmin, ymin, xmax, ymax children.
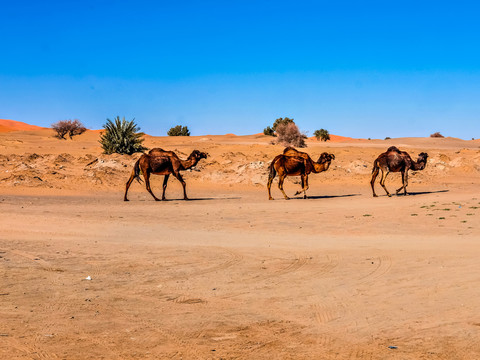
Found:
<box><xmin>165</xmin><ymin>197</ymin><xmax>242</xmax><ymax>202</ymax></box>
<box><xmin>400</xmin><ymin>190</ymin><xmax>449</xmax><ymax>196</ymax></box>
<box><xmin>296</xmin><ymin>194</ymin><xmax>362</xmax><ymax>200</ymax></box>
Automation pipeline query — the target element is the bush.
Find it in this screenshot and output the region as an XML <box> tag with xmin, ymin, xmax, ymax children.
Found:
<box><xmin>99</xmin><ymin>116</ymin><xmax>147</xmax><ymax>155</ymax></box>
<box><xmin>263</xmin><ymin>126</ymin><xmax>275</xmax><ymax>136</ymax></box>
<box><xmin>167</xmin><ymin>125</ymin><xmax>190</xmax><ymax>136</ymax></box>
<box><xmin>430</xmin><ymin>132</ymin><xmax>444</xmax><ymax>138</ymax></box>
<box><xmin>385</xmin><ymin>137</ymin><xmax>391</xmax><ymax>140</ymax></box>
<box><xmin>275</xmin><ymin>122</ymin><xmax>307</xmax><ymax>148</ymax></box>
<box><xmin>272</xmin><ymin>117</ymin><xmax>294</xmax><ymax>132</ymax></box>
<box><xmin>52</xmin><ymin>119</ymin><xmax>86</xmax><ymax>139</ymax></box>
<box><xmin>263</xmin><ymin>117</ymin><xmax>295</xmax><ymax>136</ymax></box>
<box><xmin>314</xmin><ymin>129</ymin><xmax>330</xmax><ymax>142</ymax></box>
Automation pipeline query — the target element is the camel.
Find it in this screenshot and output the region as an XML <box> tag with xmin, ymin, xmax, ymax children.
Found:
<box><xmin>371</xmin><ymin>146</ymin><xmax>428</xmax><ymax>197</ymax></box>
<box><xmin>124</xmin><ymin>148</ymin><xmax>208</xmax><ymax>201</ymax></box>
<box><xmin>267</xmin><ymin>147</ymin><xmax>335</xmax><ymax>200</ymax></box>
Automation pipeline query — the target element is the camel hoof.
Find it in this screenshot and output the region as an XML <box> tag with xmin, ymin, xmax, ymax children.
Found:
<box><xmin>387</xmin><ymin>194</ymin><xmax>392</xmax><ymax>197</ymax></box>
<box><xmin>124</xmin><ymin>198</ymin><xmax>129</xmax><ymax>202</ymax></box>
<box><xmin>373</xmin><ymin>194</ymin><xmax>378</xmax><ymax>198</ymax></box>
<box><xmin>269</xmin><ymin>197</ymin><xmax>274</xmax><ymax>200</ymax></box>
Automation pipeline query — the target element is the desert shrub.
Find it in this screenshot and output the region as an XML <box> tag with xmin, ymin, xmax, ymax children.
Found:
<box><xmin>272</xmin><ymin>117</ymin><xmax>294</xmax><ymax>131</ymax></box>
<box><xmin>263</xmin><ymin>117</ymin><xmax>295</xmax><ymax>136</ymax></box>
<box><xmin>52</xmin><ymin>119</ymin><xmax>86</xmax><ymax>139</ymax></box>
<box><xmin>275</xmin><ymin>122</ymin><xmax>307</xmax><ymax>148</ymax></box>
<box><xmin>99</xmin><ymin>116</ymin><xmax>147</xmax><ymax>155</ymax></box>
<box><xmin>263</xmin><ymin>126</ymin><xmax>275</xmax><ymax>136</ymax></box>
<box><xmin>385</xmin><ymin>137</ymin><xmax>391</xmax><ymax>140</ymax></box>
<box><xmin>314</xmin><ymin>129</ymin><xmax>330</xmax><ymax>142</ymax></box>
<box><xmin>167</xmin><ymin>125</ymin><xmax>190</xmax><ymax>136</ymax></box>
<box><xmin>430</xmin><ymin>132</ymin><xmax>444</xmax><ymax>138</ymax></box>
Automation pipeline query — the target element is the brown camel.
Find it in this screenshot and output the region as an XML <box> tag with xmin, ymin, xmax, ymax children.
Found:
<box><xmin>124</xmin><ymin>148</ymin><xmax>207</xmax><ymax>201</ymax></box>
<box><xmin>371</xmin><ymin>146</ymin><xmax>428</xmax><ymax>197</ymax></box>
<box><xmin>267</xmin><ymin>147</ymin><xmax>335</xmax><ymax>200</ymax></box>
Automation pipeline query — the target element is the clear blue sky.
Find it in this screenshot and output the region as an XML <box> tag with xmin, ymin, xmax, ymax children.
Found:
<box><xmin>1</xmin><ymin>0</ymin><xmax>479</xmax><ymax>138</ymax></box>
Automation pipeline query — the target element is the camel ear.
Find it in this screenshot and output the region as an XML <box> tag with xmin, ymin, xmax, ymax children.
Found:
<box><xmin>330</xmin><ymin>154</ymin><xmax>335</xmax><ymax>160</ymax></box>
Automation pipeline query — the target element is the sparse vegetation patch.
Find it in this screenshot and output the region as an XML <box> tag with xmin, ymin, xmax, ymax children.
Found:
<box><xmin>314</xmin><ymin>129</ymin><xmax>330</xmax><ymax>142</ymax></box>
<box><xmin>99</xmin><ymin>116</ymin><xmax>147</xmax><ymax>155</ymax></box>
<box><xmin>52</xmin><ymin>119</ymin><xmax>86</xmax><ymax>140</ymax></box>
<box><xmin>167</xmin><ymin>125</ymin><xmax>190</xmax><ymax>136</ymax></box>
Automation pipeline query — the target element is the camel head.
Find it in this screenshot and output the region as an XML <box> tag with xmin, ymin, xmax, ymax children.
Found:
<box><xmin>415</xmin><ymin>152</ymin><xmax>428</xmax><ymax>169</ymax></box>
<box><xmin>189</xmin><ymin>150</ymin><xmax>208</xmax><ymax>161</ymax></box>
<box><xmin>317</xmin><ymin>152</ymin><xmax>335</xmax><ymax>164</ymax></box>
<box><xmin>312</xmin><ymin>152</ymin><xmax>335</xmax><ymax>172</ymax></box>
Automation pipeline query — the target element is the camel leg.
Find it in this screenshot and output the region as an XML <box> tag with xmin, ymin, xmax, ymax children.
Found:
<box><xmin>294</xmin><ymin>176</ymin><xmax>307</xmax><ymax>197</ymax></box>
<box><xmin>296</xmin><ymin>174</ymin><xmax>309</xmax><ymax>199</ymax></box>
<box><xmin>379</xmin><ymin>169</ymin><xmax>391</xmax><ymax>197</ymax></box>
<box><xmin>278</xmin><ymin>173</ymin><xmax>290</xmax><ymax>200</ymax></box>
<box><xmin>267</xmin><ymin>174</ymin><xmax>275</xmax><ymax>200</ymax></box>
<box><xmin>162</xmin><ymin>174</ymin><xmax>170</xmax><ymax>200</ymax></box>
<box><xmin>124</xmin><ymin>171</ymin><xmax>136</xmax><ymax>201</ymax></box>
<box><xmin>144</xmin><ymin>171</ymin><xmax>161</xmax><ymax>201</ymax></box>
<box><xmin>304</xmin><ymin>175</ymin><xmax>309</xmax><ymax>199</ymax></box>
<box><xmin>396</xmin><ymin>171</ymin><xmax>405</xmax><ymax>195</ymax></box>
<box><xmin>173</xmin><ymin>172</ymin><xmax>188</xmax><ymax>200</ymax></box>
<box><xmin>371</xmin><ymin>166</ymin><xmax>379</xmax><ymax>197</ymax></box>
<box><xmin>395</xmin><ymin>170</ymin><xmax>409</xmax><ymax>195</ymax></box>
<box><xmin>402</xmin><ymin>170</ymin><xmax>409</xmax><ymax>196</ymax></box>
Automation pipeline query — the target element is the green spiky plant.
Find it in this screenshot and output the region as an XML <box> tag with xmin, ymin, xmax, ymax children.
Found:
<box><xmin>99</xmin><ymin>116</ymin><xmax>147</xmax><ymax>155</ymax></box>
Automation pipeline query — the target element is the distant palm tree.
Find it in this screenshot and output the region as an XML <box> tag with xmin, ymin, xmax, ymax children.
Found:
<box><xmin>99</xmin><ymin>116</ymin><xmax>147</xmax><ymax>155</ymax></box>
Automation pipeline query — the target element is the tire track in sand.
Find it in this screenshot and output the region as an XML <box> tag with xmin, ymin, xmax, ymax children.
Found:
<box><xmin>357</xmin><ymin>255</ymin><xmax>392</xmax><ymax>284</ymax></box>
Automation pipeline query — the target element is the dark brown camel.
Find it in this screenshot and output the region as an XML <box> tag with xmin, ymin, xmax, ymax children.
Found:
<box><xmin>124</xmin><ymin>148</ymin><xmax>207</xmax><ymax>201</ymax></box>
<box><xmin>371</xmin><ymin>146</ymin><xmax>428</xmax><ymax>197</ymax></box>
<box><xmin>267</xmin><ymin>147</ymin><xmax>335</xmax><ymax>200</ymax></box>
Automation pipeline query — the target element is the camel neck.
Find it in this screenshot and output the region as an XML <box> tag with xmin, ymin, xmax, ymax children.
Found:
<box><xmin>180</xmin><ymin>157</ymin><xmax>198</xmax><ymax>170</ymax></box>
<box><xmin>412</xmin><ymin>160</ymin><xmax>426</xmax><ymax>170</ymax></box>
<box><xmin>313</xmin><ymin>162</ymin><xmax>329</xmax><ymax>173</ymax></box>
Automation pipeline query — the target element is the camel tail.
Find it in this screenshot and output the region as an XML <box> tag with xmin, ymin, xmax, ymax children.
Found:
<box><xmin>268</xmin><ymin>161</ymin><xmax>277</xmax><ymax>180</ymax></box>
<box><xmin>371</xmin><ymin>159</ymin><xmax>378</xmax><ymax>174</ymax></box>
<box><xmin>269</xmin><ymin>155</ymin><xmax>282</xmax><ymax>180</ymax></box>
<box><xmin>133</xmin><ymin>158</ymin><xmax>143</xmax><ymax>183</ymax></box>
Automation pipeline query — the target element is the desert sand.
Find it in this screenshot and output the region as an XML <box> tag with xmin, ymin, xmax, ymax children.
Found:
<box><xmin>1</xmin><ymin>120</ymin><xmax>480</xmax><ymax>359</ymax></box>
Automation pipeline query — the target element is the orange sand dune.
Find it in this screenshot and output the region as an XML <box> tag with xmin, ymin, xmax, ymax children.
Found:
<box><xmin>0</xmin><ymin>119</ymin><xmax>47</xmax><ymax>132</ymax></box>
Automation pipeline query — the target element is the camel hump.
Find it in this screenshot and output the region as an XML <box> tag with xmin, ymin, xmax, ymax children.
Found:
<box><xmin>387</xmin><ymin>146</ymin><xmax>401</xmax><ymax>153</ymax></box>
<box><xmin>283</xmin><ymin>146</ymin><xmax>297</xmax><ymax>154</ymax></box>
<box><xmin>149</xmin><ymin>147</ymin><xmax>167</xmax><ymax>154</ymax></box>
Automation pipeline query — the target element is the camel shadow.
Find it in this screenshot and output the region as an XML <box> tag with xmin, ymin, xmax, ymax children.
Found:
<box><xmin>165</xmin><ymin>197</ymin><xmax>242</xmax><ymax>201</ymax></box>
<box><xmin>399</xmin><ymin>190</ymin><xmax>449</xmax><ymax>196</ymax></box>
<box><xmin>296</xmin><ymin>194</ymin><xmax>362</xmax><ymax>200</ymax></box>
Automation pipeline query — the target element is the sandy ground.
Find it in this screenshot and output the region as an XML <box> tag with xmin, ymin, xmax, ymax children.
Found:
<box><xmin>1</xmin><ymin>122</ymin><xmax>480</xmax><ymax>359</ymax></box>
